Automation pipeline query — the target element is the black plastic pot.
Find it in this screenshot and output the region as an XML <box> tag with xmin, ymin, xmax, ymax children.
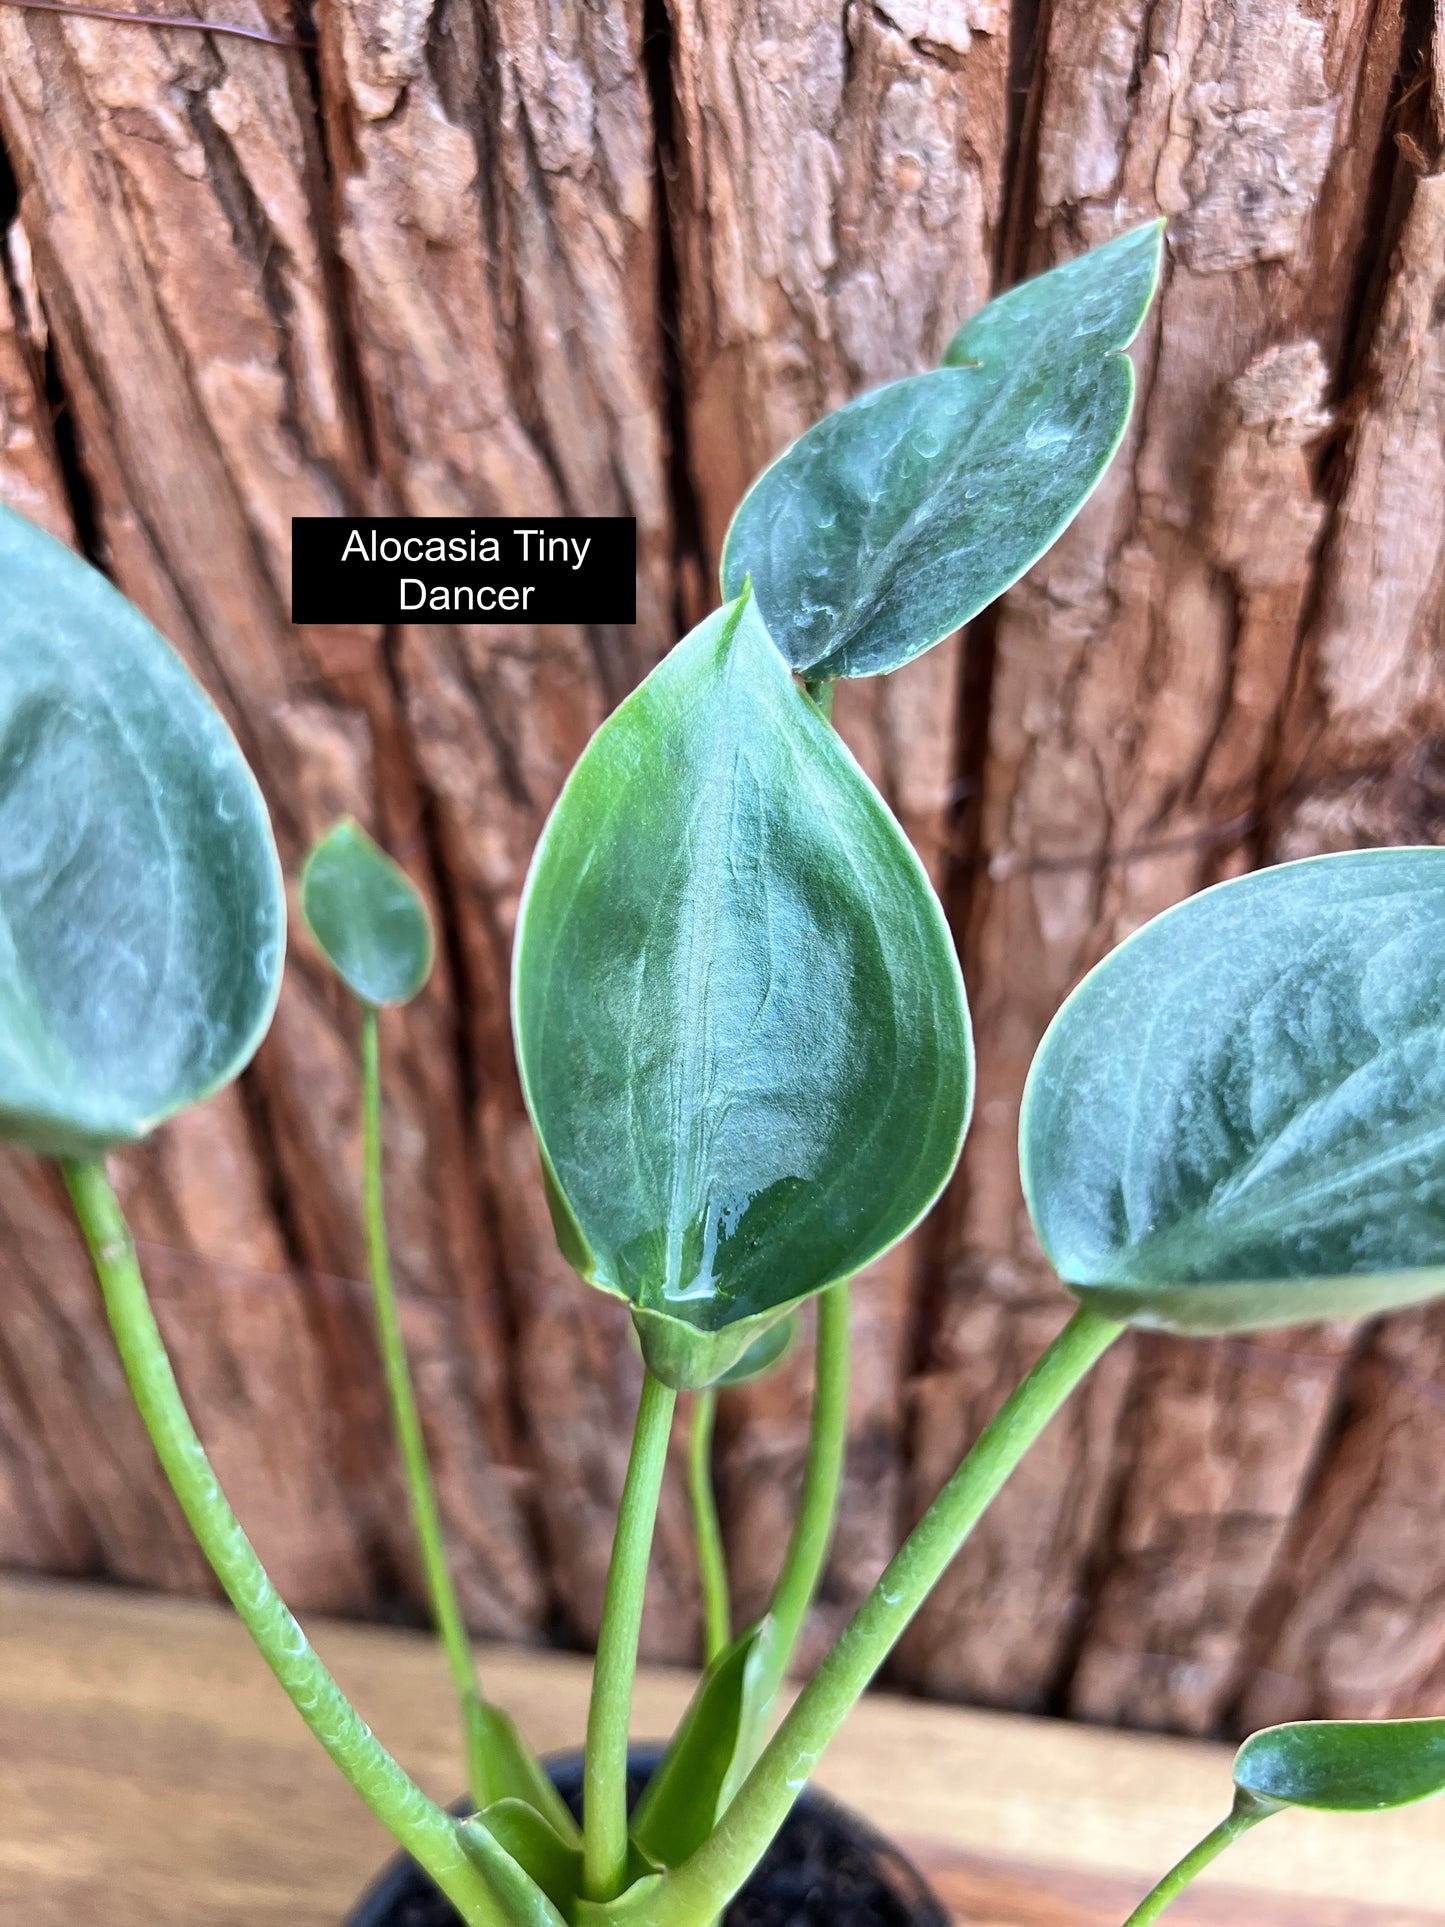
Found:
<box><xmin>346</xmin><ymin>1749</ymin><xmax>949</xmax><ymax>1926</ymax></box>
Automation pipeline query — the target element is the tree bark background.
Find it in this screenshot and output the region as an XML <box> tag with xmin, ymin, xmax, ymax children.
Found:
<box><xmin>0</xmin><ymin>0</ymin><xmax>1442</xmax><ymax>1731</ymax></box>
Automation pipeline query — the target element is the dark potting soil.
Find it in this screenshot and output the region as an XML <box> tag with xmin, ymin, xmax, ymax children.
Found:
<box><xmin>346</xmin><ymin>1753</ymin><xmax>949</xmax><ymax>1927</ymax></box>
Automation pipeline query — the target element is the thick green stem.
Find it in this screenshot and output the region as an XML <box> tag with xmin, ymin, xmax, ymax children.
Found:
<box><xmin>363</xmin><ymin>1008</ymin><xmax>491</xmax><ymax>1811</ymax></box>
<box><xmin>1120</xmin><ymin>1799</ymin><xmax>1271</xmax><ymax>1925</ymax></box>
<box><xmin>803</xmin><ymin>678</ymin><xmax>835</xmax><ymax>720</ymax></box>
<box><xmin>62</xmin><ymin>1156</ymin><xmax>504</xmax><ymax>1927</ymax></box>
<box><xmin>688</xmin><ymin>1388</ymin><xmax>730</xmax><ymax>1664</ymax></box>
<box><xmin>584</xmin><ymin>1366</ymin><xmax>678</xmax><ymax>1900</ymax></box>
<box><xmin>643</xmin><ymin>1305</ymin><xmax>1123</xmax><ymax>1927</ymax></box>
<box><xmin>752</xmin><ymin>1282</ymin><xmax>849</xmax><ymax>1715</ymax></box>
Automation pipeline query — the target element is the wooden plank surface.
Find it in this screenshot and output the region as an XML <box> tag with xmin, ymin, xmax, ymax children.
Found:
<box><xmin>2</xmin><ymin>1580</ymin><xmax>1443</xmax><ymax>1925</ymax></box>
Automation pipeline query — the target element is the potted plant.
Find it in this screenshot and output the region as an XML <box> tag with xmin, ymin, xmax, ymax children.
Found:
<box><xmin>2</xmin><ymin>220</ymin><xmax>1443</xmax><ymax>1927</ymax></box>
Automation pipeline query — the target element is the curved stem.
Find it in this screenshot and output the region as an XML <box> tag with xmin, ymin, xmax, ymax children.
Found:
<box><xmin>803</xmin><ymin>678</ymin><xmax>835</xmax><ymax>720</ymax></box>
<box><xmin>644</xmin><ymin>1305</ymin><xmax>1124</xmax><ymax>1927</ymax></box>
<box><xmin>61</xmin><ymin>1156</ymin><xmax>504</xmax><ymax>1927</ymax></box>
<box><xmin>688</xmin><ymin>1388</ymin><xmax>730</xmax><ymax>1664</ymax></box>
<box><xmin>363</xmin><ymin>1009</ymin><xmax>491</xmax><ymax>1812</ymax></box>
<box><xmin>752</xmin><ymin>1282</ymin><xmax>849</xmax><ymax>1714</ymax></box>
<box><xmin>584</xmin><ymin>1365</ymin><xmax>678</xmax><ymax>1901</ymax></box>
<box><xmin>1121</xmin><ymin>1800</ymin><xmax>1270</xmax><ymax>1925</ymax></box>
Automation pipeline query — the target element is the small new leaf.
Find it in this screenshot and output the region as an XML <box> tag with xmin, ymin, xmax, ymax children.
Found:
<box><xmin>472</xmin><ymin>1702</ymin><xmax>582</xmax><ymax>1847</ymax></box>
<box><xmin>630</xmin><ymin>1621</ymin><xmax>767</xmax><ymax>1867</ymax></box>
<box><xmin>1234</xmin><ymin>1720</ymin><xmax>1445</xmax><ymax>1813</ymax></box>
<box><xmin>721</xmin><ymin>221</ymin><xmax>1163</xmax><ymax>680</ymax></box>
<box><xmin>717</xmin><ymin>1314</ymin><xmax>798</xmax><ymax>1387</ymax></box>
<box><xmin>512</xmin><ymin>591</ymin><xmax>972</xmax><ymax>1388</ymax></box>
<box><xmin>466</xmin><ymin>1799</ymin><xmax>583</xmax><ymax>1915</ymax></box>
<box><xmin>457</xmin><ymin>1809</ymin><xmax>568</xmax><ymax>1927</ymax></box>
<box><xmin>301</xmin><ymin>819</ymin><xmax>434</xmax><ymax>1008</ymax></box>
<box><xmin>1021</xmin><ymin>849</ymin><xmax>1445</xmax><ymax>1333</ymax></box>
<box><xmin>0</xmin><ymin>506</ymin><xmax>284</xmax><ymax>1156</ymax></box>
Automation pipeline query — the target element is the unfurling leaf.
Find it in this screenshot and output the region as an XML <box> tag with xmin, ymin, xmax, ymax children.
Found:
<box><xmin>1022</xmin><ymin>848</ymin><xmax>1445</xmax><ymax>1333</ymax></box>
<box><xmin>630</xmin><ymin>1621</ymin><xmax>768</xmax><ymax>1867</ymax></box>
<box><xmin>1234</xmin><ymin>1720</ymin><xmax>1445</xmax><ymax>1813</ymax></box>
<box><xmin>716</xmin><ymin>1314</ymin><xmax>798</xmax><ymax>1387</ymax></box>
<box><xmin>512</xmin><ymin>591</ymin><xmax>972</xmax><ymax>1389</ymax></box>
<box><xmin>302</xmin><ymin>818</ymin><xmax>434</xmax><ymax>1008</ymax></box>
<box><xmin>0</xmin><ymin>506</ymin><xmax>284</xmax><ymax>1156</ymax></box>
<box><xmin>457</xmin><ymin>1807</ymin><xmax>569</xmax><ymax>1927</ymax></box>
<box><xmin>465</xmin><ymin>1798</ymin><xmax>583</xmax><ymax>1915</ymax></box>
<box><xmin>471</xmin><ymin>1702</ymin><xmax>581</xmax><ymax>1848</ymax></box>
<box><xmin>721</xmin><ymin>221</ymin><xmax>1163</xmax><ymax>681</ymax></box>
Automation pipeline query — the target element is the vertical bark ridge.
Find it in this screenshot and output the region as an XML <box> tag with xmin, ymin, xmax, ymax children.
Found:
<box><xmin>0</xmin><ymin>129</ymin><xmax>72</xmax><ymax>542</ymax></box>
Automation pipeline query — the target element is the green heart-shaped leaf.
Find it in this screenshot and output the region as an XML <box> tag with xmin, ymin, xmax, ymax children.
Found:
<box><xmin>630</xmin><ymin>1621</ymin><xmax>767</xmax><ymax>1867</ymax></box>
<box><xmin>720</xmin><ymin>221</ymin><xmax>1164</xmax><ymax>680</ymax></box>
<box><xmin>1022</xmin><ymin>848</ymin><xmax>1445</xmax><ymax>1333</ymax></box>
<box><xmin>0</xmin><ymin>505</ymin><xmax>284</xmax><ymax>1157</ymax></box>
<box><xmin>1234</xmin><ymin>1720</ymin><xmax>1445</xmax><ymax>1813</ymax></box>
<box><xmin>513</xmin><ymin>590</ymin><xmax>971</xmax><ymax>1389</ymax></box>
<box><xmin>302</xmin><ymin>818</ymin><xmax>434</xmax><ymax>1008</ymax></box>
<box><xmin>716</xmin><ymin>1314</ymin><xmax>798</xmax><ymax>1387</ymax></box>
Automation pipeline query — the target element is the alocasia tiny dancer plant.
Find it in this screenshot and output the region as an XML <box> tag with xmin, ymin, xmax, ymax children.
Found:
<box><xmin>3</xmin><ymin>220</ymin><xmax>1444</xmax><ymax>1926</ymax></box>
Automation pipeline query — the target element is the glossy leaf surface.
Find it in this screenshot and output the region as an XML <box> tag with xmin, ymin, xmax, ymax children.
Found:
<box><xmin>630</xmin><ymin>1622</ymin><xmax>766</xmax><ymax>1868</ymax></box>
<box><xmin>0</xmin><ymin>505</ymin><xmax>284</xmax><ymax>1156</ymax></box>
<box><xmin>1022</xmin><ymin>849</ymin><xmax>1445</xmax><ymax>1332</ymax></box>
<box><xmin>302</xmin><ymin>818</ymin><xmax>434</xmax><ymax>1008</ymax></box>
<box><xmin>721</xmin><ymin>222</ymin><xmax>1163</xmax><ymax>680</ymax></box>
<box><xmin>1234</xmin><ymin>1720</ymin><xmax>1445</xmax><ymax>1812</ymax></box>
<box><xmin>513</xmin><ymin>593</ymin><xmax>972</xmax><ymax>1388</ymax></box>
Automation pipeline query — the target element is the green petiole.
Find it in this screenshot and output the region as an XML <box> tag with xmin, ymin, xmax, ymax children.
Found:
<box><xmin>584</xmin><ymin>1365</ymin><xmax>678</xmax><ymax>1901</ymax></box>
<box><xmin>1120</xmin><ymin>1794</ymin><xmax>1273</xmax><ymax>1924</ymax></box>
<box><xmin>745</xmin><ymin>1281</ymin><xmax>850</xmax><ymax>1741</ymax></box>
<box><xmin>688</xmin><ymin>1387</ymin><xmax>730</xmax><ymax>1665</ymax></box>
<box><xmin>362</xmin><ymin>1006</ymin><xmax>495</xmax><ymax>1813</ymax></box>
<box><xmin>641</xmin><ymin>1304</ymin><xmax>1124</xmax><ymax>1926</ymax></box>
<box><xmin>62</xmin><ymin>1156</ymin><xmax>506</xmax><ymax>1927</ymax></box>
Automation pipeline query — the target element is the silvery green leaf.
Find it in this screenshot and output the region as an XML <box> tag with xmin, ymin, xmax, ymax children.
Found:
<box><xmin>721</xmin><ymin>221</ymin><xmax>1164</xmax><ymax>680</ymax></box>
<box><xmin>302</xmin><ymin>818</ymin><xmax>434</xmax><ymax>1008</ymax></box>
<box><xmin>0</xmin><ymin>506</ymin><xmax>284</xmax><ymax>1156</ymax></box>
<box><xmin>1022</xmin><ymin>849</ymin><xmax>1445</xmax><ymax>1332</ymax></box>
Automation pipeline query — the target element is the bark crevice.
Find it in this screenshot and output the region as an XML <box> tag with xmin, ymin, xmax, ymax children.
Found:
<box><xmin>643</xmin><ymin>0</ymin><xmax>707</xmax><ymax>638</ymax></box>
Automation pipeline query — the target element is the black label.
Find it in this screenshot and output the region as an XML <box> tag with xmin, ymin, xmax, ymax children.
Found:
<box><xmin>291</xmin><ymin>517</ymin><xmax>637</xmax><ymax>625</ymax></box>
